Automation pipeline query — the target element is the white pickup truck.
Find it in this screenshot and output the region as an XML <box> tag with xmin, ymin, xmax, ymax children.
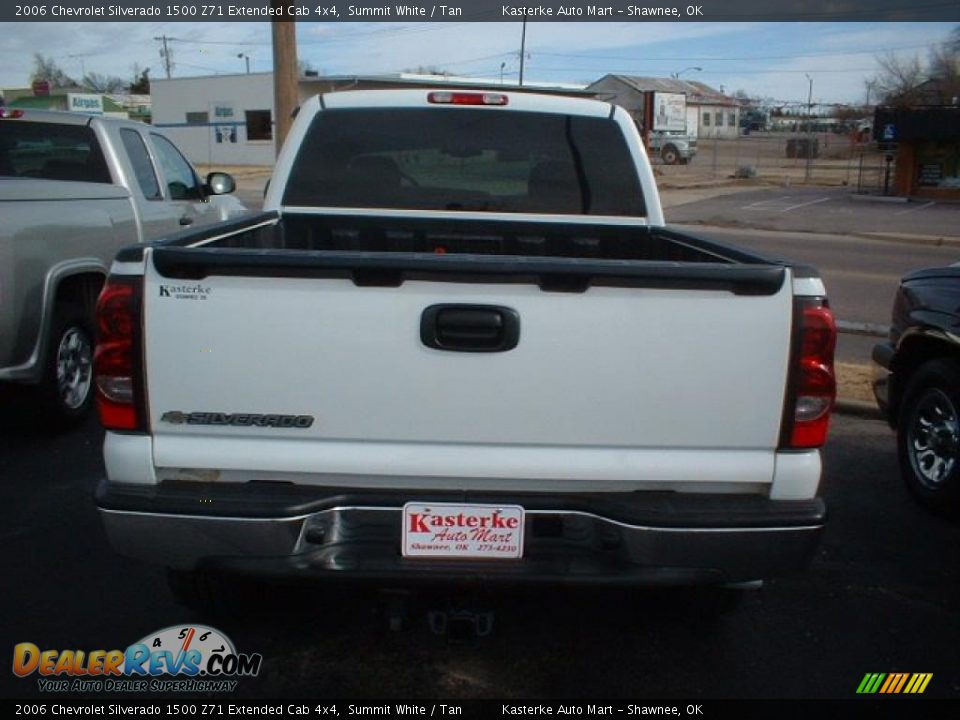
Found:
<box><xmin>0</xmin><ymin>108</ymin><xmax>245</xmax><ymax>426</ymax></box>
<box><xmin>95</xmin><ymin>90</ymin><xmax>836</xmax><ymax>608</ymax></box>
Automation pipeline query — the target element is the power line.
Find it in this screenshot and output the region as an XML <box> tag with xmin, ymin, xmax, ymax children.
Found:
<box><xmin>158</xmin><ymin>37</ymin><xmax>269</xmax><ymax>47</ymax></box>
<box><xmin>526</xmin><ymin>66</ymin><xmax>879</xmax><ymax>75</ymax></box>
<box><xmin>156</xmin><ymin>16</ymin><xmax>502</xmax><ymax>49</ymax></box>
<box><xmin>429</xmin><ymin>52</ymin><xmax>516</xmax><ymax>68</ymax></box>
<box><xmin>175</xmin><ymin>62</ymin><xmax>226</xmax><ymax>74</ymax></box>
<box><xmin>430</xmin><ymin>38</ymin><xmax>945</xmax><ymax>75</ymax></box>
<box><xmin>532</xmin><ymin>41</ymin><xmax>944</xmax><ymax>63</ymax></box>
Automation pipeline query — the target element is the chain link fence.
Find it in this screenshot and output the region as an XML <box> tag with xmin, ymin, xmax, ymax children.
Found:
<box><xmin>655</xmin><ymin>132</ymin><xmax>892</xmax><ymax>190</ymax></box>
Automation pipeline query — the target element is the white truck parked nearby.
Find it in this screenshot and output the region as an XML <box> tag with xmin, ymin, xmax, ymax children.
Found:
<box><xmin>0</xmin><ymin>109</ymin><xmax>246</xmax><ymax>425</ymax></box>
<box><xmin>94</xmin><ymin>90</ymin><xmax>836</xmax><ymax>608</ymax></box>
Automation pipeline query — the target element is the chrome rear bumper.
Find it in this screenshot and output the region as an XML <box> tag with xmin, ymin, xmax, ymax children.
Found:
<box><xmin>97</xmin><ymin>480</ymin><xmax>824</xmax><ymax>585</ymax></box>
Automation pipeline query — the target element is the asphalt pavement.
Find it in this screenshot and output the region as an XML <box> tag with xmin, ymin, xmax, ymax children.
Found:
<box><xmin>1</xmin><ymin>413</ymin><xmax>957</xmax><ymax>699</ymax></box>
<box><xmin>666</xmin><ymin>186</ymin><xmax>960</xmax><ymax>240</ymax></box>
<box><xmin>672</xmin><ymin>224</ymin><xmax>958</xmax><ymax>355</ymax></box>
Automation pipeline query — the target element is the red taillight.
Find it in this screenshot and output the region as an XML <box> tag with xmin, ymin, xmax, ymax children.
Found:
<box><xmin>94</xmin><ymin>276</ymin><xmax>145</xmax><ymax>432</ymax></box>
<box><xmin>427</xmin><ymin>91</ymin><xmax>509</xmax><ymax>106</ymax></box>
<box><xmin>0</xmin><ymin>108</ymin><xmax>25</xmax><ymax>119</ymax></box>
<box><xmin>784</xmin><ymin>300</ymin><xmax>836</xmax><ymax>449</ymax></box>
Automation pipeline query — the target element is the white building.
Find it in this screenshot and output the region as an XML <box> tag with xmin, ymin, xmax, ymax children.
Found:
<box><xmin>151</xmin><ymin>73</ymin><xmax>277</xmax><ymax>166</ymax></box>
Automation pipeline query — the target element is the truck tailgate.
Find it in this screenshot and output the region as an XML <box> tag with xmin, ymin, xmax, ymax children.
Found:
<box><xmin>141</xmin><ymin>249</ymin><xmax>793</xmax><ymax>491</ymax></box>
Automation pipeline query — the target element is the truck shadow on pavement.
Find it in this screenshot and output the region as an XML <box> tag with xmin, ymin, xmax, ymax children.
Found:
<box><xmin>185</xmin><ymin>581</ymin><xmax>752</xmax><ymax>698</ymax></box>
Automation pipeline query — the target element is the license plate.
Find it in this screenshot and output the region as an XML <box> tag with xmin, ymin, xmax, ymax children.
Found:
<box><xmin>402</xmin><ymin>503</ymin><xmax>525</xmax><ymax>559</ymax></box>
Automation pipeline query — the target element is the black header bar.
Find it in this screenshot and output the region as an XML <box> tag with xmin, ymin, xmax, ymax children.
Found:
<box><xmin>5</xmin><ymin>0</ymin><xmax>959</xmax><ymax>23</ymax></box>
<box><xmin>4</xmin><ymin>699</ymin><xmax>959</xmax><ymax>717</ymax></box>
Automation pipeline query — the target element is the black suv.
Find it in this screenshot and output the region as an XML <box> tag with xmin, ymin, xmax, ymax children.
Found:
<box><xmin>874</xmin><ymin>264</ymin><xmax>960</xmax><ymax>515</ymax></box>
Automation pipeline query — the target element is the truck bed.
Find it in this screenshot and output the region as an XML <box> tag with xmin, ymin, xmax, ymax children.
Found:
<box><xmin>110</xmin><ymin>209</ymin><xmax>803</xmax><ymax>494</ymax></box>
<box><xmin>122</xmin><ymin>210</ymin><xmax>791</xmax><ymax>297</ymax></box>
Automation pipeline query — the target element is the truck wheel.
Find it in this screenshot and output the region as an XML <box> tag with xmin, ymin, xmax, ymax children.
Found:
<box><xmin>661</xmin><ymin>145</ymin><xmax>680</xmax><ymax>165</ymax></box>
<box><xmin>36</xmin><ymin>303</ymin><xmax>95</xmax><ymax>428</ymax></box>
<box><xmin>897</xmin><ymin>359</ymin><xmax>960</xmax><ymax>516</ymax></box>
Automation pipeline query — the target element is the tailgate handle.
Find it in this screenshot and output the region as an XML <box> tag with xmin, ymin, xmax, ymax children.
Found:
<box><xmin>421</xmin><ymin>305</ymin><xmax>520</xmax><ymax>353</ymax></box>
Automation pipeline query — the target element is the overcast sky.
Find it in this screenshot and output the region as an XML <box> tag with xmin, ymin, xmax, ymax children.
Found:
<box><xmin>0</xmin><ymin>21</ymin><xmax>954</xmax><ymax>105</ymax></box>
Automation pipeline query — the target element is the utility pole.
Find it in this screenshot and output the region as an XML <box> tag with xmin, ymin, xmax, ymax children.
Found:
<box><xmin>804</xmin><ymin>73</ymin><xmax>813</xmax><ymax>183</ymax></box>
<box><xmin>271</xmin><ymin>2</ymin><xmax>298</xmax><ymax>156</ymax></box>
<box><xmin>519</xmin><ymin>12</ymin><xmax>527</xmax><ymax>87</ymax></box>
<box><xmin>154</xmin><ymin>35</ymin><xmax>173</xmax><ymax>79</ymax></box>
<box><xmin>238</xmin><ymin>53</ymin><xmax>251</xmax><ymax>74</ymax></box>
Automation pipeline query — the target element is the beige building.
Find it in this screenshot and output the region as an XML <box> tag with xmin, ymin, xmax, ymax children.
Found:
<box><xmin>587</xmin><ymin>74</ymin><xmax>741</xmax><ymax>139</ymax></box>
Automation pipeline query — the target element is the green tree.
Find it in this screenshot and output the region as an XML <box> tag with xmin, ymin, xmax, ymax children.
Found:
<box><xmin>129</xmin><ymin>65</ymin><xmax>150</xmax><ymax>94</ymax></box>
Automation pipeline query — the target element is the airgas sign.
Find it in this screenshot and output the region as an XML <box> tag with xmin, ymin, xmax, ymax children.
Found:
<box><xmin>66</xmin><ymin>93</ymin><xmax>104</xmax><ymax>115</ymax></box>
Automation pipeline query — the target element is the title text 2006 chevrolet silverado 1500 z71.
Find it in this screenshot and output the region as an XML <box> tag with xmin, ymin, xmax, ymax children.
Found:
<box><xmin>93</xmin><ymin>90</ymin><xmax>836</xmax><ymax>607</ymax></box>
<box><xmin>0</xmin><ymin>109</ymin><xmax>245</xmax><ymax>425</ymax></box>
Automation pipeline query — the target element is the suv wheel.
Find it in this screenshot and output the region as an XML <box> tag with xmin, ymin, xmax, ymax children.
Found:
<box><xmin>897</xmin><ymin>359</ymin><xmax>960</xmax><ymax>515</ymax></box>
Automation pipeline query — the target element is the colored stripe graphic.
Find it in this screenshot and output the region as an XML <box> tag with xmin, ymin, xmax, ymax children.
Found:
<box><xmin>857</xmin><ymin>673</ymin><xmax>885</xmax><ymax>694</ymax></box>
<box><xmin>868</xmin><ymin>673</ymin><xmax>886</xmax><ymax>693</ymax></box>
<box><xmin>880</xmin><ymin>673</ymin><xmax>909</xmax><ymax>693</ymax></box>
<box><xmin>858</xmin><ymin>672</ymin><xmax>932</xmax><ymax>694</ymax></box>
<box><xmin>892</xmin><ymin>673</ymin><xmax>910</xmax><ymax>693</ymax></box>
<box><xmin>905</xmin><ymin>673</ymin><xmax>933</xmax><ymax>694</ymax></box>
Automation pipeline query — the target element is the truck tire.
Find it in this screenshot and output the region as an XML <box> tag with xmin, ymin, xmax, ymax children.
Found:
<box><xmin>661</xmin><ymin>145</ymin><xmax>680</xmax><ymax>165</ymax></box>
<box><xmin>35</xmin><ymin>303</ymin><xmax>95</xmax><ymax>428</ymax></box>
<box><xmin>897</xmin><ymin>359</ymin><xmax>960</xmax><ymax>516</ymax></box>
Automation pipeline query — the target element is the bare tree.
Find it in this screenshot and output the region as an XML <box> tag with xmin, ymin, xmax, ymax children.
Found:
<box><xmin>870</xmin><ymin>51</ymin><xmax>924</xmax><ymax>105</ymax></box>
<box><xmin>869</xmin><ymin>27</ymin><xmax>960</xmax><ymax>106</ymax></box>
<box><xmin>31</xmin><ymin>54</ymin><xmax>76</xmax><ymax>88</ymax></box>
<box><xmin>82</xmin><ymin>72</ymin><xmax>126</xmax><ymax>93</ymax></box>
<box><xmin>928</xmin><ymin>26</ymin><xmax>960</xmax><ymax>103</ymax></box>
<box><xmin>947</xmin><ymin>25</ymin><xmax>960</xmax><ymax>54</ymax></box>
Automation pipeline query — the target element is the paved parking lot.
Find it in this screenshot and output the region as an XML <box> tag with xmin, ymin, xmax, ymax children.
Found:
<box><xmin>666</xmin><ymin>186</ymin><xmax>959</xmax><ymax>239</ymax></box>
<box><xmin>1</xmin><ymin>413</ymin><xmax>957</xmax><ymax>699</ymax></box>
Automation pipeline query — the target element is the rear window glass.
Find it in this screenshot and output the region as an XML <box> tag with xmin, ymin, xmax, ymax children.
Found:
<box><xmin>0</xmin><ymin>121</ymin><xmax>110</xmax><ymax>183</ymax></box>
<box><xmin>283</xmin><ymin>108</ymin><xmax>645</xmax><ymax>216</ymax></box>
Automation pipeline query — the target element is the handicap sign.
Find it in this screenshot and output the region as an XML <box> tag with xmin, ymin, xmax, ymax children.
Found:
<box><xmin>882</xmin><ymin>123</ymin><xmax>896</xmax><ymax>141</ymax></box>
